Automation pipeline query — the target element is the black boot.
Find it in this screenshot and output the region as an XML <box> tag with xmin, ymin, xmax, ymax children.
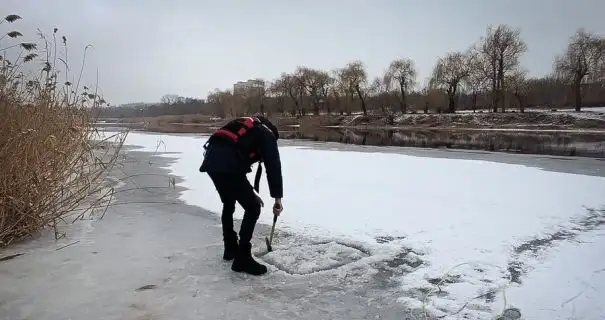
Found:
<box><xmin>231</xmin><ymin>242</ymin><xmax>267</xmax><ymax>275</ymax></box>
<box><xmin>223</xmin><ymin>231</ymin><xmax>238</xmax><ymax>261</ymax></box>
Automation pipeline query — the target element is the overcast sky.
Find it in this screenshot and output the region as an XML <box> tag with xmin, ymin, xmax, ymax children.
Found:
<box><xmin>2</xmin><ymin>0</ymin><xmax>604</xmax><ymax>105</ymax></box>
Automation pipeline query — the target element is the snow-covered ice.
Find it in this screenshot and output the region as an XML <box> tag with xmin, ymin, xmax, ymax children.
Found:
<box><xmin>262</xmin><ymin>241</ymin><xmax>368</xmax><ymax>275</ymax></box>
<box><xmin>500</xmin><ymin>229</ymin><xmax>605</xmax><ymax>320</ymax></box>
<box><xmin>98</xmin><ymin>130</ymin><xmax>605</xmax><ymax>319</ymax></box>
<box><xmin>1</xmin><ymin>145</ymin><xmax>421</xmax><ymax>320</ymax></box>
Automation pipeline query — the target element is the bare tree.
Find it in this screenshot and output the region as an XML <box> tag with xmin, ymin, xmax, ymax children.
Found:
<box><xmin>206</xmin><ymin>89</ymin><xmax>225</xmax><ymax>116</ymax></box>
<box><xmin>207</xmin><ymin>89</ymin><xmax>236</xmax><ymax>117</ymax></box>
<box><xmin>273</xmin><ymin>72</ymin><xmax>303</xmax><ymax>116</ymax></box>
<box><xmin>505</xmin><ymin>69</ymin><xmax>529</xmax><ymax>112</ymax></box>
<box><xmin>206</xmin><ymin>89</ymin><xmax>220</xmax><ymax>104</ymax></box>
<box><xmin>339</xmin><ymin>60</ymin><xmax>369</xmax><ymax>116</ymax></box>
<box><xmin>330</xmin><ymin>68</ymin><xmax>347</xmax><ymax>115</ymax></box>
<box><xmin>554</xmin><ymin>28</ymin><xmax>605</xmax><ymax>111</ymax></box>
<box><xmin>258</xmin><ymin>84</ymin><xmax>267</xmax><ymax>115</ymax></box>
<box><xmin>160</xmin><ymin>94</ymin><xmax>183</xmax><ymax>105</ymax></box>
<box><xmin>479</xmin><ymin>24</ymin><xmax>528</xmax><ymax>112</ymax></box>
<box><xmin>318</xmin><ymin>71</ymin><xmax>335</xmax><ymax>115</ymax></box>
<box><xmin>463</xmin><ymin>48</ymin><xmax>490</xmax><ymax>112</ymax></box>
<box><xmin>384</xmin><ymin>58</ymin><xmax>417</xmax><ymax>114</ymax></box>
<box><xmin>416</xmin><ymin>86</ymin><xmax>429</xmax><ymax>114</ymax></box>
<box><xmin>295</xmin><ymin>67</ymin><xmax>333</xmax><ymax>115</ymax></box>
<box><xmin>293</xmin><ymin>67</ymin><xmax>309</xmax><ymax>115</ymax></box>
<box><xmin>267</xmin><ymin>80</ymin><xmax>287</xmax><ymax>115</ymax></box>
<box><xmin>232</xmin><ymin>83</ymin><xmax>266</xmax><ymax>116</ymax></box>
<box><xmin>369</xmin><ymin>76</ymin><xmax>391</xmax><ymax>115</ymax></box>
<box><xmin>334</xmin><ymin>68</ymin><xmax>351</xmax><ymax>115</ymax></box>
<box><xmin>429</xmin><ymin>51</ymin><xmax>471</xmax><ymax>113</ymax></box>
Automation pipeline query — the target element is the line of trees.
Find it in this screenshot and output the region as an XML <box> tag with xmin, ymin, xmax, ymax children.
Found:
<box><xmin>209</xmin><ymin>25</ymin><xmax>605</xmax><ymax>118</ymax></box>
<box><xmin>100</xmin><ymin>24</ymin><xmax>605</xmax><ymax>119</ymax></box>
<box><xmin>97</xmin><ymin>95</ymin><xmax>217</xmax><ymax>118</ymax></box>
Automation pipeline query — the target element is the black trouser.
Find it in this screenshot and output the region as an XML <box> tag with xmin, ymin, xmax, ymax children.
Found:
<box><xmin>207</xmin><ymin>172</ymin><xmax>261</xmax><ymax>246</ymax></box>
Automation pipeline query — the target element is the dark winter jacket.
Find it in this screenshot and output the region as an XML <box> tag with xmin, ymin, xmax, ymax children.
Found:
<box><xmin>199</xmin><ymin>118</ymin><xmax>283</xmax><ymax>199</ymax></box>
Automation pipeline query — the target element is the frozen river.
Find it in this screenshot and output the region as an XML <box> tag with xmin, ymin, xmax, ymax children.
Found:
<box><xmin>1</xmin><ymin>130</ymin><xmax>604</xmax><ymax>320</ymax></box>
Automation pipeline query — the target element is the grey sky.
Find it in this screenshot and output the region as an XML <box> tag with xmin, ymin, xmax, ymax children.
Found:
<box><xmin>2</xmin><ymin>0</ymin><xmax>604</xmax><ymax>105</ymax></box>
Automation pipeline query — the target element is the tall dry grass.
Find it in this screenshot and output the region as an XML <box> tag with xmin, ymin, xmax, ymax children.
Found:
<box><xmin>0</xmin><ymin>14</ymin><xmax>127</xmax><ymax>247</ymax></box>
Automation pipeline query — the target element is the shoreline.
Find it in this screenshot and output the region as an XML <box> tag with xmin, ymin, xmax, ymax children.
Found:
<box><xmin>325</xmin><ymin>125</ymin><xmax>605</xmax><ymax>134</ymax></box>
<box><xmin>94</xmin><ymin>123</ymin><xmax>605</xmax><ymax>159</ymax></box>
<box><xmin>95</xmin><ymin>121</ymin><xmax>605</xmax><ymax>134</ymax></box>
<box><xmin>96</xmin><ymin>107</ymin><xmax>605</xmax><ymax>134</ymax></box>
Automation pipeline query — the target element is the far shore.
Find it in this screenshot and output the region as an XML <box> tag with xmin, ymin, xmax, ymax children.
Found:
<box><xmin>95</xmin><ymin>107</ymin><xmax>605</xmax><ymax>134</ymax></box>
<box><xmin>95</xmin><ymin>121</ymin><xmax>605</xmax><ymax>135</ymax></box>
<box><xmin>94</xmin><ymin>110</ymin><xmax>605</xmax><ymax>159</ymax></box>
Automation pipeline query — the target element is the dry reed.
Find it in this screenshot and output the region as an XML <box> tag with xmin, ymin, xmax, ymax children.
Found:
<box><xmin>0</xmin><ymin>14</ymin><xmax>126</xmax><ymax>247</ymax></box>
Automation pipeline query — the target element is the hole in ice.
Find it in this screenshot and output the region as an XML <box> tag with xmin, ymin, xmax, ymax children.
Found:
<box><xmin>261</xmin><ymin>241</ymin><xmax>369</xmax><ymax>275</ymax></box>
<box><xmin>499</xmin><ymin>308</ymin><xmax>522</xmax><ymax>320</ymax></box>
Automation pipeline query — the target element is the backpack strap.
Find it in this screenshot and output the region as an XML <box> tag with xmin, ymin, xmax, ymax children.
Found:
<box><xmin>213</xmin><ymin>117</ymin><xmax>260</xmax><ymax>142</ymax></box>
<box><xmin>253</xmin><ymin>162</ymin><xmax>262</xmax><ymax>193</ymax></box>
<box><xmin>203</xmin><ymin>117</ymin><xmax>261</xmax><ymax>152</ymax></box>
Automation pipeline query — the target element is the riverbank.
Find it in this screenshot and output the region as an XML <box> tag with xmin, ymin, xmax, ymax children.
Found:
<box><xmin>97</xmin><ymin>107</ymin><xmax>605</xmax><ymax>133</ymax></box>
<box><xmin>95</xmin><ymin>112</ymin><xmax>605</xmax><ymax>158</ymax></box>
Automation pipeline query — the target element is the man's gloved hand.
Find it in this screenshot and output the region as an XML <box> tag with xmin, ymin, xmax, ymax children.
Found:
<box><xmin>273</xmin><ymin>198</ymin><xmax>283</xmax><ymax>216</ymax></box>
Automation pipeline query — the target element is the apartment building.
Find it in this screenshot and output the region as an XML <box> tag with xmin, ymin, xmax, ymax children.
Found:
<box><xmin>233</xmin><ymin>78</ymin><xmax>265</xmax><ymax>96</ymax></box>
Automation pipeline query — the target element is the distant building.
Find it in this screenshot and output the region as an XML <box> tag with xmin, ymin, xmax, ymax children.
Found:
<box><xmin>233</xmin><ymin>78</ymin><xmax>265</xmax><ymax>96</ymax></box>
